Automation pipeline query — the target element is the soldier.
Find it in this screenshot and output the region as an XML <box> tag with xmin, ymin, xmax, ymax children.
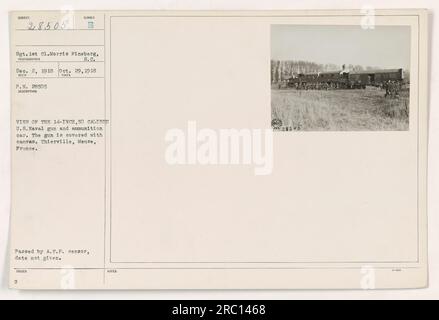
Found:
<box><xmin>384</xmin><ymin>80</ymin><xmax>391</xmax><ymax>97</ymax></box>
<box><xmin>393</xmin><ymin>81</ymin><xmax>401</xmax><ymax>98</ymax></box>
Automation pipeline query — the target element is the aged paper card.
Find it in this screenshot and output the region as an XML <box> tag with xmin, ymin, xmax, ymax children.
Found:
<box><xmin>9</xmin><ymin>9</ymin><xmax>429</xmax><ymax>289</ymax></box>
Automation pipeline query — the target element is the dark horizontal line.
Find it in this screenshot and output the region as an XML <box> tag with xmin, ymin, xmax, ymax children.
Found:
<box><xmin>110</xmin><ymin>14</ymin><xmax>420</xmax><ymax>18</ymax></box>
<box><xmin>15</xmin><ymin>44</ymin><xmax>104</xmax><ymax>47</ymax></box>
<box><xmin>14</xmin><ymin>268</ymin><xmax>102</xmax><ymax>270</ymax></box>
<box><xmin>16</xmin><ymin>61</ymin><xmax>104</xmax><ymax>63</ymax></box>
<box><xmin>15</xmin><ymin>29</ymin><xmax>104</xmax><ymax>31</ymax></box>
<box><xmin>14</xmin><ymin>266</ymin><xmax>421</xmax><ymax>270</ymax></box>
<box><xmin>10</xmin><ymin>9</ymin><xmax>421</xmax><ymax>13</ymax></box>
<box><xmin>16</xmin><ymin>77</ymin><xmax>104</xmax><ymax>79</ymax></box>
<box><xmin>111</xmin><ymin>260</ymin><xmax>420</xmax><ymax>264</ymax></box>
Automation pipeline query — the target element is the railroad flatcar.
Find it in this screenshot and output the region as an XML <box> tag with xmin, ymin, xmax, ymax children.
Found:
<box><xmin>349</xmin><ymin>69</ymin><xmax>403</xmax><ymax>87</ymax></box>
<box><xmin>287</xmin><ymin>68</ymin><xmax>403</xmax><ymax>90</ymax></box>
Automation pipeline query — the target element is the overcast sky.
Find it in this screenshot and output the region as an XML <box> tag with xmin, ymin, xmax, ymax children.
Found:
<box><xmin>271</xmin><ymin>25</ymin><xmax>411</xmax><ymax>70</ymax></box>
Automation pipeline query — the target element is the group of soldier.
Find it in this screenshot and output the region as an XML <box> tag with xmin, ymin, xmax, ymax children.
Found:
<box><xmin>383</xmin><ymin>80</ymin><xmax>401</xmax><ymax>98</ymax></box>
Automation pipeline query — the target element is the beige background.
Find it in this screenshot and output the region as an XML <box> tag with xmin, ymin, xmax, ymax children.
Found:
<box><xmin>110</xmin><ymin>16</ymin><xmax>418</xmax><ymax>264</ymax></box>
<box><xmin>8</xmin><ymin>10</ymin><xmax>427</xmax><ymax>289</ymax></box>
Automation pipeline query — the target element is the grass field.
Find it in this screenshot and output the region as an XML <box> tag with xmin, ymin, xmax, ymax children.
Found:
<box><xmin>271</xmin><ymin>87</ymin><xmax>410</xmax><ymax>131</ymax></box>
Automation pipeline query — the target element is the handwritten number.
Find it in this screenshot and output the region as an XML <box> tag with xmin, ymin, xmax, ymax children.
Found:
<box><xmin>26</xmin><ymin>20</ymin><xmax>71</xmax><ymax>31</ymax></box>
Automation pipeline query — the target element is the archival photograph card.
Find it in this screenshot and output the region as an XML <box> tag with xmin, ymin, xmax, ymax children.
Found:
<box><xmin>9</xmin><ymin>9</ymin><xmax>429</xmax><ymax>289</ymax></box>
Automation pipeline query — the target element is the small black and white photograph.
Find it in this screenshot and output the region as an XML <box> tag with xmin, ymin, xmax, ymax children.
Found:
<box><xmin>271</xmin><ymin>25</ymin><xmax>411</xmax><ymax>131</ymax></box>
